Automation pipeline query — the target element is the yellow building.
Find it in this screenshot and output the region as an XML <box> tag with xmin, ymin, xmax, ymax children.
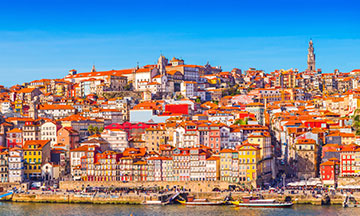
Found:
<box><xmin>14</xmin><ymin>100</ymin><xmax>23</xmax><ymax>113</ymax></box>
<box><xmin>237</xmin><ymin>144</ymin><xmax>260</xmax><ymax>184</ymax></box>
<box><xmin>23</xmin><ymin>140</ymin><xmax>51</xmax><ymax>180</ymax></box>
<box><xmin>247</xmin><ymin>132</ymin><xmax>271</xmax><ymax>159</ymax></box>
<box><xmin>144</xmin><ymin>127</ymin><xmax>167</xmax><ymax>152</ymax></box>
<box><xmin>219</xmin><ymin>149</ymin><xmax>238</xmax><ymax>182</ymax></box>
<box><xmin>247</xmin><ymin>132</ymin><xmax>273</xmax><ymax>178</ymax></box>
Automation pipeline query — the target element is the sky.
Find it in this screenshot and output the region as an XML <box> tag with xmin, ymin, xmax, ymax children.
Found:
<box><xmin>0</xmin><ymin>0</ymin><xmax>359</xmax><ymax>86</ymax></box>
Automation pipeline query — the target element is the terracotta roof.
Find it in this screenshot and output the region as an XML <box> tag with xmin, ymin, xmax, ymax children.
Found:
<box><xmin>23</xmin><ymin>140</ymin><xmax>50</xmax><ymax>149</ymax></box>
<box><xmin>39</xmin><ymin>104</ymin><xmax>75</xmax><ymax>110</ymax></box>
<box><xmin>7</xmin><ymin>128</ymin><xmax>22</xmax><ymax>133</ymax></box>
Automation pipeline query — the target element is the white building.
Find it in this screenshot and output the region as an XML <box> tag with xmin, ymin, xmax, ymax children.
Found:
<box><xmin>206</xmin><ymin>156</ymin><xmax>219</xmax><ymax>181</ymax></box>
<box><xmin>70</xmin><ymin>145</ymin><xmax>89</xmax><ymax>180</ymax></box>
<box><xmin>180</xmin><ymin>81</ymin><xmax>197</xmax><ymax>98</ymax></box>
<box><xmin>134</xmin><ymin>67</ymin><xmax>159</xmax><ymax>91</ymax></box>
<box><xmin>38</xmin><ymin>104</ymin><xmax>76</xmax><ymax>120</ymax></box>
<box><xmin>40</xmin><ymin>121</ymin><xmax>61</xmax><ymax>148</ymax></box>
<box><xmin>101</xmin><ymin>129</ymin><xmax>128</xmax><ymax>152</ymax></box>
<box><xmin>41</xmin><ymin>162</ymin><xmax>60</xmax><ymax>181</ymax></box>
<box><xmin>8</xmin><ymin>148</ymin><xmax>24</xmax><ymax>183</ymax></box>
<box><xmin>0</xmin><ymin>100</ymin><xmax>11</xmax><ymax>114</ymax></box>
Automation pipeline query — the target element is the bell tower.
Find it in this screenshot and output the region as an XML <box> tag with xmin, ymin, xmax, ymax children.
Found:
<box><xmin>307</xmin><ymin>39</ymin><xmax>316</xmax><ymax>72</ymax></box>
<box><xmin>157</xmin><ymin>55</ymin><xmax>168</xmax><ymax>75</ymax></box>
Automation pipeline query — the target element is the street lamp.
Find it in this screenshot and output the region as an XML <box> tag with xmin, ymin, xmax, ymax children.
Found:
<box><xmin>282</xmin><ymin>173</ymin><xmax>286</xmax><ymax>189</ymax></box>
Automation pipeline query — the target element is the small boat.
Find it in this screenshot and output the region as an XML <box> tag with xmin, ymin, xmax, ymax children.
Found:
<box><xmin>177</xmin><ymin>195</ymin><xmax>225</xmax><ymax>206</ymax></box>
<box><xmin>0</xmin><ymin>191</ymin><xmax>13</xmax><ymax>201</ymax></box>
<box><xmin>142</xmin><ymin>200</ymin><xmax>164</xmax><ymax>205</ymax></box>
<box><xmin>343</xmin><ymin>195</ymin><xmax>360</xmax><ymax>208</ymax></box>
<box><xmin>231</xmin><ymin>195</ymin><xmax>293</xmax><ymax>208</ymax></box>
<box><xmin>177</xmin><ymin>199</ymin><xmax>225</xmax><ymax>206</ymax></box>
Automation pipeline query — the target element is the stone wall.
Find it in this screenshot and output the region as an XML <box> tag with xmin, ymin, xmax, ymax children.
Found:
<box><xmin>338</xmin><ymin>177</ymin><xmax>360</xmax><ymax>186</ymax></box>
<box><xmin>60</xmin><ymin>181</ymin><xmax>234</xmax><ymax>193</ymax></box>
<box><xmin>10</xmin><ymin>191</ymin><xmax>347</xmax><ymax>205</ymax></box>
<box><xmin>0</xmin><ymin>182</ymin><xmax>21</xmax><ymax>191</ymax></box>
<box><xmin>12</xmin><ymin>194</ymin><xmax>143</xmax><ymax>204</ymax></box>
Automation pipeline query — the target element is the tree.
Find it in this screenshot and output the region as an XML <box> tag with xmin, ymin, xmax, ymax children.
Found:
<box><xmin>93</xmin><ymin>126</ymin><xmax>99</xmax><ymax>135</ymax></box>
<box><xmin>99</xmin><ymin>127</ymin><xmax>104</xmax><ymax>133</ymax></box>
<box><xmin>234</xmin><ymin>118</ymin><xmax>248</xmax><ymax>125</ymax></box>
<box><xmin>195</xmin><ymin>97</ymin><xmax>201</xmax><ymax>103</ymax></box>
<box><xmin>88</xmin><ymin>125</ymin><xmax>94</xmax><ymax>135</ymax></box>
<box><xmin>124</xmin><ymin>83</ymin><xmax>132</xmax><ymax>91</ymax></box>
<box><xmin>176</xmin><ymin>94</ymin><xmax>184</xmax><ymax>100</ymax></box>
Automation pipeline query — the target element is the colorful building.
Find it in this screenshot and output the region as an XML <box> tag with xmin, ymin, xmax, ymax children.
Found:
<box><xmin>23</xmin><ymin>140</ymin><xmax>51</xmax><ymax>180</ymax></box>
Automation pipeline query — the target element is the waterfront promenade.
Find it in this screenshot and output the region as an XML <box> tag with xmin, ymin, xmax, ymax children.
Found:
<box><xmin>4</xmin><ymin>189</ymin><xmax>349</xmax><ymax>205</ymax></box>
<box><xmin>0</xmin><ymin>180</ymin><xmax>357</xmax><ymax>206</ymax></box>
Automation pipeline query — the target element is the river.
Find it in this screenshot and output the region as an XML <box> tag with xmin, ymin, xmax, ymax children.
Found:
<box><xmin>0</xmin><ymin>202</ymin><xmax>359</xmax><ymax>216</ymax></box>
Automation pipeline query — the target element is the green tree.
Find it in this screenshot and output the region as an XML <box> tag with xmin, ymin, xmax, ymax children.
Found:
<box><xmin>195</xmin><ymin>97</ymin><xmax>201</xmax><ymax>103</ymax></box>
<box><xmin>234</xmin><ymin>118</ymin><xmax>248</xmax><ymax>125</ymax></box>
<box><xmin>352</xmin><ymin>109</ymin><xmax>360</xmax><ymax>135</ymax></box>
<box><xmin>93</xmin><ymin>126</ymin><xmax>99</xmax><ymax>135</ymax></box>
<box><xmin>176</xmin><ymin>94</ymin><xmax>184</xmax><ymax>100</ymax></box>
<box><xmin>124</xmin><ymin>83</ymin><xmax>132</xmax><ymax>91</ymax></box>
<box><xmin>88</xmin><ymin>125</ymin><xmax>94</xmax><ymax>135</ymax></box>
<box><xmin>99</xmin><ymin>127</ymin><xmax>104</xmax><ymax>133</ymax></box>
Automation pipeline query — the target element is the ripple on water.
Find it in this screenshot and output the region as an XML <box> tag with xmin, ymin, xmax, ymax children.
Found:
<box><xmin>0</xmin><ymin>203</ymin><xmax>358</xmax><ymax>216</ymax></box>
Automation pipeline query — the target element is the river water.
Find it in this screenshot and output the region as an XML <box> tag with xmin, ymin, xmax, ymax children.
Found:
<box><xmin>0</xmin><ymin>202</ymin><xmax>359</xmax><ymax>216</ymax></box>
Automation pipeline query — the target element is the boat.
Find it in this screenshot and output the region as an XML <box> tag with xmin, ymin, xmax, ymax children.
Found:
<box><xmin>343</xmin><ymin>195</ymin><xmax>360</xmax><ymax>208</ymax></box>
<box><xmin>0</xmin><ymin>191</ymin><xmax>13</xmax><ymax>201</ymax></box>
<box><xmin>231</xmin><ymin>195</ymin><xmax>293</xmax><ymax>208</ymax></box>
<box><xmin>177</xmin><ymin>195</ymin><xmax>225</xmax><ymax>206</ymax></box>
<box><xmin>142</xmin><ymin>200</ymin><xmax>164</xmax><ymax>205</ymax></box>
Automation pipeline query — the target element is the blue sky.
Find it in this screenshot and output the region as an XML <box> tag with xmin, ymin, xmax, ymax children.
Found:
<box><xmin>0</xmin><ymin>0</ymin><xmax>359</xmax><ymax>86</ymax></box>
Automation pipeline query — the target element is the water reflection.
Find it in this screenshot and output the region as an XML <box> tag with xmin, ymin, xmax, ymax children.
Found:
<box><xmin>0</xmin><ymin>203</ymin><xmax>358</xmax><ymax>216</ymax></box>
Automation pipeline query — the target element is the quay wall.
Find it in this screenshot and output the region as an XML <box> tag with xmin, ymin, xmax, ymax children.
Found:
<box><xmin>338</xmin><ymin>177</ymin><xmax>360</xmax><ymax>186</ymax></box>
<box><xmin>12</xmin><ymin>194</ymin><xmax>144</xmax><ymax>204</ymax></box>
<box><xmin>59</xmin><ymin>181</ymin><xmax>233</xmax><ymax>193</ymax></box>
<box><xmin>9</xmin><ymin>192</ymin><xmax>347</xmax><ymax>205</ymax></box>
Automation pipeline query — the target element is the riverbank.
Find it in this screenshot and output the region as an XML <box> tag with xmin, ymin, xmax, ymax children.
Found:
<box><xmin>0</xmin><ymin>202</ymin><xmax>354</xmax><ymax>216</ymax></box>
<box><xmin>3</xmin><ymin>192</ymin><xmax>348</xmax><ymax>206</ymax></box>
<box><xmin>10</xmin><ymin>193</ymin><xmax>143</xmax><ymax>204</ymax></box>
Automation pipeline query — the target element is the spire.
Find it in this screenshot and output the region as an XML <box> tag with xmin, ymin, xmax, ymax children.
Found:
<box><xmin>91</xmin><ymin>65</ymin><xmax>96</xmax><ymax>73</ymax></box>
<box><xmin>307</xmin><ymin>39</ymin><xmax>315</xmax><ymax>72</ymax></box>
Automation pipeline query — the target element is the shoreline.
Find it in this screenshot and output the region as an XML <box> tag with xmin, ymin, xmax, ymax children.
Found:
<box><xmin>0</xmin><ymin>193</ymin><xmax>346</xmax><ymax>206</ymax></box>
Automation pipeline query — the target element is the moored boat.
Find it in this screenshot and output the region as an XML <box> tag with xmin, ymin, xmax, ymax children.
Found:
<box><xmin>231</xmin><ymin>195</ymin><xmax>293</xmax><ymax>208</ymax></box>
<box><xmin>177</xmin><ymin>195</ymin><xmax>225</xmax><ymax>206</ymax></box>
<box><xmin>142</xmin><ymin>200</ymin><xmax>164</xmax><ymax>205</ymax></box>
<box><xmin>343</xmin><ymin>195</ymin><xmax>360</xmax><ymax>208</ymax></box>
<box><xmin>177</xmin><ymin>199</ymin><xmax>225</xmax><ymax>206</ymax></box>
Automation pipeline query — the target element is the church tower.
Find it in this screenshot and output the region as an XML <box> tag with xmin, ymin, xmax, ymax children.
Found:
<box><xmin>157</xmin><ymin>55</ymin><xmax>168</xmax><ymax>75</ymax></box>
<box><xmin>307</xmin><ymin>39</ymin><xmax>316</xmax><ymax>72</ymax></box>
<box><xmin>91</xmin><ymin>65</ymin><xmax>96</xmax><ymax>73</ymax></box>
<box><xmin>29</xmin><ymin>96</ymin><xmax>39</xmax><ymax>120</ymax></box>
